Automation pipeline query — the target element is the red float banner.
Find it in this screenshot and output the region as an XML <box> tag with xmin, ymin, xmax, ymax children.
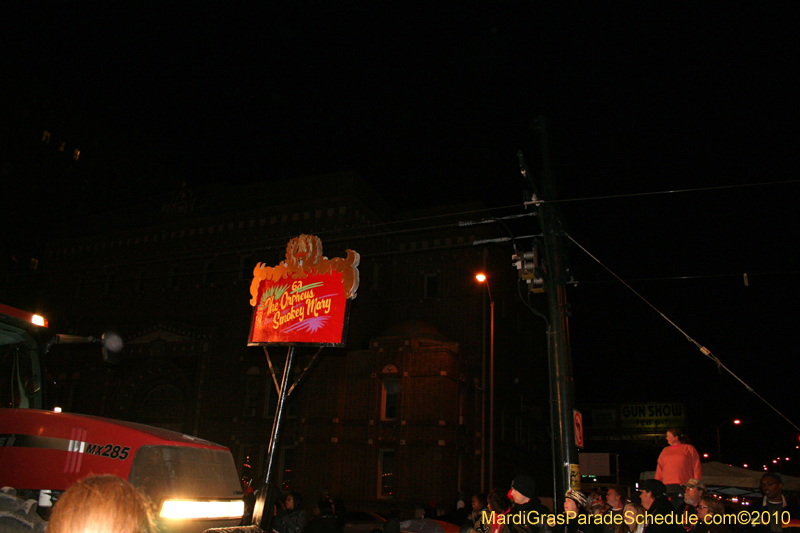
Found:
<box><xmin>248</xmin><ymin>234</ymin><xmax>359</xmax><ymax>347</ymax></box>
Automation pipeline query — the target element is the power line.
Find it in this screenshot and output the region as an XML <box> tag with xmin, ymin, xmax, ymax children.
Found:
<box><xmin>525</xmin><ymin>179</ymin><xmax>800</xmax><ymax>206</ymax></box>
<box><xmin>566</xmin><ymin>233</ymin><xmax>800</xmax><ymax>433</ymax></box>
<box><xmin>569</xmin><ymin>271</ymin><xmax>800</xmax><ymax>285</ymax></box>
<box><xmin>32</xmin><ymin>208</ymin><xmax>531</xmax><ymax>280</ymax></box>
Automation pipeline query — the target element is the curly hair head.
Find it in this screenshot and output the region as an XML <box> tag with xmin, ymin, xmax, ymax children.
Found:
<box><xmin>47</xmin><ymin>474</ymin><xmax>157</xmax><ymax>533</ymax></box>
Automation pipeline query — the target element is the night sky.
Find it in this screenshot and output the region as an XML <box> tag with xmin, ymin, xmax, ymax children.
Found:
<box><xmin>5</xmin><ymin>4</ymin><xmax>800</xmax><ymax>476</ymax></box>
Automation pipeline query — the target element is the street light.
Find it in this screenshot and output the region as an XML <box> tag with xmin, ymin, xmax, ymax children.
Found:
<box><xmin>772</xmin><ymin>456</ymin><xmax>791</xmax><ymax>474</ymax></box>
<box><xmin>476</xmin><ymin>273</ymin><xmax>494</xmax><ymax>490</ymax></box>
<box><xmin>716</xmin><ymin>419</ymin><xmax>741</xmax><ymax>463</ymax></box>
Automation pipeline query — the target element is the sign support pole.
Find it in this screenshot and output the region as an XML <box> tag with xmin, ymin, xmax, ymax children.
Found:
<box><xmin>252</xmin><ymin>346</ymin><xmax>297</xmax><ymax>529</ymax></box>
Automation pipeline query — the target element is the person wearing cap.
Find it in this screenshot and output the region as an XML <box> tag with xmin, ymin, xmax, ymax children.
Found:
<box><xmin>637</xmin><ymin>479</ymin><xmax>679</xmax><ymax>533</ymax></box>
<box><xmin>751</xmin><ymin>473</ymin><xmax>800</xmax><ymax>533</ymax></box>
<box><xmin>508</xmin><ymin>474</ymin><xmax>552</xmax><ymax>533</ymax></box>
<box><xmin>681</xmin><ymin>480</ymin><xmax>705</xmax><ymax>508</ymax></box>
<box><xmin>562</xmin><ymin>490</ymin><xmax>594</xmax><ymax>533</ymax></box>
<box><xmin>676</xmin><ymin>479</ymin><xmax>705</xmax><ymax>531</ymax></box>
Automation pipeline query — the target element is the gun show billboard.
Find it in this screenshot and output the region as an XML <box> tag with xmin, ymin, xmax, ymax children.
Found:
<box><xmin>248</xmin><ymin>234</ymin><xmax>360</xmax><ymax>347</ymax></box>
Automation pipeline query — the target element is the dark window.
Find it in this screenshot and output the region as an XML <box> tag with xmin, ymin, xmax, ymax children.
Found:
<box><xmin>104</xmin><ymin>274</ymin><xmax>114</xmax><ymax>295</ymax></box>
<box><xmin>170</xmin><ymin>265</ymin><xmax>180</xmax><ymax>288</ymax></box>
<box><xmin>240</xmin><ymin>444</ymin><xmax>256</xmax><ymax>482</ymax></box>
<box><xmin>424</xmin><ymin>273</ymin><xmax>438</xmax><ymax>299</ymax></box>
<box><xmin>240</xmin><ymin>255</ymin><xmax>253</xmax><ymax>281</ymax></box>
<box><xmin>138</xmin><ymin>383</ymin><xmax>185</xmax><ymax>432</ymax></box>
<box><xmin>244</xmin><ymin>375</ymin><xmax>260</xmax><ymax>417</ymax></box>
<box><xmin>379</xmin><ymin>449</ymin><xmax>395</xmax><ymax>498</ymax></box>
<box><xmin>280</xmin><ymin>446</ymin><xmax>295</xmax><ymax>491</ymax></box>
<box><xmin>137</xmin><ymin>270</ymin><xmax>147</xmax><ymax>292</ymax></box>
<box><xmin>264</xmin><ymin>379</ymin><xmax>278</xmax><ymax>418</ymax></box>
<box><xmin>381</xmin><ymin>377</ymin><xmax>399</xmax><ymax>420</ymax></box>
<box><xmin>285</xmin><ymin>394</ymin><xmax>299</xmax><ymax>417</ymax></box>
<box><xmin>371</xmin><ymin>263</ymin><xmax>380</xmax><ymax>291</ymax></box>
<box><xmin>203</xmin><ymin>260</ymin><xmax>215</xmax><ymax>285</ymax></box>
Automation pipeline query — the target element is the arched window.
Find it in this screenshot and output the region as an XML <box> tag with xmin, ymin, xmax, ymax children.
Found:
<box><xmin>139</xmin><ymin>384</ymin><xmax>185</xmax><ymax>432</ymax></box>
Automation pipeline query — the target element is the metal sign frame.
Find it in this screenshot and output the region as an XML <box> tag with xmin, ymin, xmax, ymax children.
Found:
<box><xmin>248</xmin><ymin>235</ymin><xmax>358</xmax><ymax>530</ymax></box>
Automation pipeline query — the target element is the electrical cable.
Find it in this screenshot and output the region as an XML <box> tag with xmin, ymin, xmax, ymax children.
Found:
<box><xmin>566</xmin><ymin>233</ymin><xmax>800</xmax><ymax>433</ymax></box>
<box><xmin>466</xmin><ymin>214</ymin><xmax>550</xmax><ymax>327</ymax></box>
<box><xmin>527</xmin><ymin>179</ymin><xmax>800</xmax><ymax>206</ymax></box>
<box><xmin>38</xmin><ymin>207</ymin><xmax>529</xmax><ymax>281</ymax></box>
<box><xmin>568</xmin><ymin>271</ymin><xmax>800</xmax><ymax>285</ymax></box>
<box><xmin>517</xmin><ymin>278</ymin><xmax>549</xmax><ymax>327</ymax></box>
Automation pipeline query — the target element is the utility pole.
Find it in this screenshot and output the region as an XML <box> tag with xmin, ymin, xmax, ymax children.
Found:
<box><xmin>519</xmin><ymin>116</ymin><xmax>578</xmax><ymax>508</ymax></box>
<box><xmin>480</xmin><ymin>249</ymin><xmax>487</xmax><ymax>492</ymax></box>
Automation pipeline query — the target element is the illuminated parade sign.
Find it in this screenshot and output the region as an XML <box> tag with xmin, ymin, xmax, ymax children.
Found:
<box><xmin>248</xmin><ymin>234</ymin><xmax>360</xmax><ymax>346</ymax></box>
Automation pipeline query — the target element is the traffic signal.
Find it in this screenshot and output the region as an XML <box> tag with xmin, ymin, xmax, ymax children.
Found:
<box><xmin>512</xmin><ymin>245</ymin><xmax>544</xmax><ymax>293</ymax></box>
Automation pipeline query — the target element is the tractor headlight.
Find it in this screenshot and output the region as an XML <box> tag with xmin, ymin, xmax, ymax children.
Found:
<box><xmin>159</xmin><ymin>500</ymin><xmax>245</xmax><ymax>520</ymax></box>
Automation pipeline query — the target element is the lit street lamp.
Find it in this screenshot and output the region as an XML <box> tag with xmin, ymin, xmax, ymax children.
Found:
<box><xmin>476</xmin><ymin>273</ymin><xmax>494</xmax><ymax>490</ymax></box>
<box><xmin>716</xmin><ymin>419</ymin><xmax>741</xmax><ymax>463</ymax></box>
<box><xmin>772</xmin><ymin>457</ymin><xmax>791</xmax><ymax>474</ymax></box>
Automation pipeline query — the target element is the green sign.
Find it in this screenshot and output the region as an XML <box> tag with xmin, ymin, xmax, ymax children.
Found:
<box><xmin>620</xmin><ymin>403</ymin><xmax>684</xmax><ymax>434</ymax></box>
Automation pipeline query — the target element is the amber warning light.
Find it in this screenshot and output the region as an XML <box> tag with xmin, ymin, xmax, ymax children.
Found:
<box><xmin>0</xmin><ymin>303</ymin><xmax>49</xmax><ymax>328</ymax></box>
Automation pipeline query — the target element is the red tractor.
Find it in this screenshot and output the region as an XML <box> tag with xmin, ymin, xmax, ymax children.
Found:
<box><xmin>0</xmin><ymin>303</ymin><xmax>245</xmax><ymax>532</ymax></box>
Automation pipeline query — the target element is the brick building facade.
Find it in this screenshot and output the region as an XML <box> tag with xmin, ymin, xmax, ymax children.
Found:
<box><xmin>31</xmin><ymin>173</ymin><xmax>550</xmax><ymax>513</ymax></box>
